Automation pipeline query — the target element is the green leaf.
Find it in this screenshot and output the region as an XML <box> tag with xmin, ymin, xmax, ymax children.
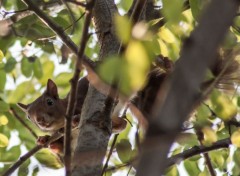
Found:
<box><xmin>189</xmin><ymin>0</ymin><xmax>201</xmax><ymax>20</ymax></box>
<box><xmin>0</xmin><ymin>145</ymin><xmax>21</xmax><ymax>161</ymax></box>
<box><xmin>98</xmin><ymin>56</ymin><xmax>123</xmax><ymax>83</ymax></box>
<box><xmin>165</xmin><ymin>165</ymin><xmax>179</xmax><ymax>176</ymax></box>
<box><xmin>55</xmin><ymin>72</ymin><xmax>73</xmax><ymax>87</ymax></box>
<box><xmin>184</xmin><ymin>160</ymin><xmax>201</xmax><ymax>176</ymax></box>
<box><xmin>18</xmin><ymin>158</ymin><xmax>30</xmax><ymax>176</ymax></box>
<box><xmin>21</xmin><ymin>58</ymin><xmax>33</xmax><ymax>77</ymax></box>
<box><xmin>35</xmin><ymin>149</ymin><xmax>63</xmax><ymax>169</ymax></box>
<box><xmin>39</xmin><ymin>60</ymin><xmax>54</xmax><ymax>85</ymax></box>
<box><xmin>177</xmin><ymin>133</ymin><xmax>198</xmax><ymax>146</ymax></box>
<box><xmin>32</xmin><ymin>167</ymin><xmax>39</xmax><ymax>176</ymax></box>
<box><xmin>33</xmin><ymin>59</ymin><xmax>43</xmax><ymax>79</ymax></box>
<box><xmin>210</xmin><ymin>90</ymin><xmax>237</xmax><ymax>121</ymax></box>
<box><xmin>116</xmin><ymin>139</ymin><xmax>132</xmax><ymax>163</ymax></box>
<box><xmin>0</xmin><ymin>133</ymin><xmax>8</xmax><ymax>147</ymax></box>
<box><xmin>0</xmin><ymin>70</ymin><xmax>6</xmax><ymax>92</ymax></box>
<box><xmin>196</xmin><ymin>104</ymin><xmax>211</xmax><ymax>125</ymax></box>
<box><xmin>7</xmin><ymin>81</ymin><xmax>35</xmax><ymax>103</ymax></box>
<box><xmin>232</xmin><ymin>165</ymin><xmax>240</xmax><ymax>176</ymax></box>
<box><xmin>162</xmin><ymin>0</ymin><xmax>184</xmax><ymax>23</ymax></box>
<box><xmin>209</xmin><ymin>151</ymin><xmax>225</xmax><ymax>169</ymax></box>
<box><xmin>202</xmin><ymin>127</ymin><xmax>217</xmax><ymax>146</ymax></box>
<box><xmin>114</xmin><ymin>15</ymin><xmax>132</xmax><ymax>44</ymax></box>
<box><xmin>222</xmin><ymin>31</ymin><xmax>238</xmax><ymax>49</ymax></box>
<box><xmin>0</xmin><ymin>101</ymin><xmax>10</xmax><ymax>112</ymax></box>
<box><xmin>4</xmin><ymin>57</ymin><xmax>17</xmax><ymax>73</ymax></box>
<box><xmin>119</xmin><ymin>0</ymin><xmax>133</xmax><ymax>11</ymax></box>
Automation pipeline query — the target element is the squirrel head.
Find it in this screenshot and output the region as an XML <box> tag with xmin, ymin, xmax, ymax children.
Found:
<box><xmin>17</xmin><ymin>79</ymin><xmax>66</xmax><ymax>133</ymax></box>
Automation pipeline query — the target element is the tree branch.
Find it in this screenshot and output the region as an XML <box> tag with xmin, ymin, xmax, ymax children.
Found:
<box><xmin>196</xmin><ymin>129</ymin><xmax>216</xmax><ymax>176</ymax></box>
<box><xmin>101</xmin><ymin>134</ymin><xmax>119</xmax><ymax>175</ymax></box>
<box><xmin>10</xmin><ymin>108</ymin><xmax>38</xmax><ymax>139</ymax></box>
<box><xmin>167</xmin><ymin>138</ymin><xmax>231</xmax><ymax>167</ymax></box>
<box><xmin>136</xmin><ymin>0</ymin><xmax>240</xmax><ymax>175</ymax></box>
<box><xmin>2</xmin><ymin>132</ymin><xmax>64</xmax><ymax>176</ymax></box>
<box><xmin>21</xmin><ymin>0</ymin><xmax>94</xmax><ymax>70</ymax></box>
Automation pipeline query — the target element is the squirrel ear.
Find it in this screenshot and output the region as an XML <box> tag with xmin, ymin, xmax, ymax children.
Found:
<box><xmin>47</xmin><ymin>79</ymin><xmax>59</xmax><ymax>98</ymax></box>
<box><xmin>17</xmin><ymin>103</ymin><xmax>28</xmax><ymax>112</ymax></box>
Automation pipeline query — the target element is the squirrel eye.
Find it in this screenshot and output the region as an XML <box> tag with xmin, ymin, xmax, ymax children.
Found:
<box><xmin>46</xmin><ymin>98</ymin><xmax>54</xmax><ymax>106</ymax></box>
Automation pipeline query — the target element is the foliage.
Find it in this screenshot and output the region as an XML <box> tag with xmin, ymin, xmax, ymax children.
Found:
<box><xmin>0</xmin><ymin>0</ymin><xmax>240</xmax><ymax>176</ymax></box>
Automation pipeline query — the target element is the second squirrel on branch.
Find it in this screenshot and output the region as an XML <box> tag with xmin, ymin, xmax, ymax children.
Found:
<box><xmin>17</xmin><ymin>49</ymin><xmax>240</xmax><ymax>158</ymax></box>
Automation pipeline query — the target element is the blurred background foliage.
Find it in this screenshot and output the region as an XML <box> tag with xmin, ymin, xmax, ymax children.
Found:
<box><xmin>1</xmin><ymin>0</ymin><xmax>240</xmax><ymax>175</ymax></box>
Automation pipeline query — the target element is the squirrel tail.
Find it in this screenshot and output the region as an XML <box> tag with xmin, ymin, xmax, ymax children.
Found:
<box><xmin>201</xmin><ymin>49</ymin><xmax>240</xmax><ymax>97</ymax></box>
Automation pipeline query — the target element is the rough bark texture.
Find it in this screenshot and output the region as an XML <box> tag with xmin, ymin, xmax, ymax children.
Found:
<box><xmin>72</xmin><ymin>0</ymin><xmax>119</xmax><ymax>175</ymax></box>
<box><xmin>136</xmin><ymin>0</ymin><xmax>240</xmax><ymax>176</ymax></box>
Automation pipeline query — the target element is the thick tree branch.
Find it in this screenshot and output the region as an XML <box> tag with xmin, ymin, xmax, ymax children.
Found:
<box><xmin>71</xmin><ymin>0</ymin><xmax>120</xmax><ymax>175</ymax></box>
<box><xmin>136</xmin><ymin>0</ymin><xmax>240</xmax><ymax>176</ymax></box>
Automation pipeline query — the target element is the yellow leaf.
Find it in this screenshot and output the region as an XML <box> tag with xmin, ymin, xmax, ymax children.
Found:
<box><xmin>114</xmin><ymin>15</ymin><xmax>132</xmax><ymax>44</ymax></box>
<box><xmin>211</xmin><ymin>90</ymin><xmax>237</xmax><ymax>121</ymax></box>
<box><xmin>0</xmin><ymin>133</ymin><xmax>9</xmax><ymax>147</ymax></box>
<box><xmin>125</xmin><ymin>41</ymin><xmax>150</xmax><ymax>90</ymax></box>
<box><xmin>158</xmin><ymin>39</ymin><xmax>169</xmax><ymax>57</ymax></box>
<box><xmin>202</xmin><ymin>127</ymin><xmax>217</xmax><ymax>146</ymax></box>
<box><xmin>231</xmin><ymin>130</ymin><xmax>240</xmax><ymax>147</ymax></box>
<box><xmin>0</xmin><ymin>115</ymin><xmax>8</xmax><ymax>126</ymax></box>
<box><xmin>0</xmin><ymin>50</ymin><xmax>4</xmax><ymax>62</ymax></box>
<box><xmin>159</xmin><ymin>27</ymin><xmax>176</xmax><ymax>43</ymax></box>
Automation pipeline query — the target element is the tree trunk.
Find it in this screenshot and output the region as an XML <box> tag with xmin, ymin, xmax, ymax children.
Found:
<box><xmin>72</xmin><ymin>0</ymin><xmax>120</xmax><ymax>175</ymax></box>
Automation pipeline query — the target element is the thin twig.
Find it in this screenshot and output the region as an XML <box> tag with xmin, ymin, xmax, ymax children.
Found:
<box><xmin>61</xmin><ymin>0</ymin><xmax>76</xmax><ymax>34</ymax></box>
<box><xmin>21</xmin><ymin>0</ymin><xmax>94</xmax><ymax>70</ymax></box>
<box><xmin>127</xmin><ymin>166</ymin><xmax>133</xmax><ymax>176</ymax></box>
<box><xmin>37</xmin><ymin>12</ymin><xmax>85</xmax><ymax>41</ymax></box>
<box><xmin>106</xmin><ymin>162</ymin><xmax>132</xmax><ymax>172</ymax></box>
<box><xmin>64</xmin><ymin>0</ymin><xmax>95</xmax><ymax>175</ymax></box>
<box><xmin>10</xmin><ymin>108</ymin><xmax>38</xmax><ymax>139</ymax></box>
<box><xmin>66</xmin><ymin>0</ymin><xmax>86</xmax><ymax>7</ymax></box>
<box><xmin>196</xmin><ymin>129</ymin><xmax>216</xmax><ymax>176</ymax></box>
<box><xmin>101</xmin><ymin>134</ymin><xmax>119</xmax><ymax>176</ymax></box>
<box><xmin>2</xmin><ymin>145</ymin><xmax>42</xmax><ymax>176</ymax></box>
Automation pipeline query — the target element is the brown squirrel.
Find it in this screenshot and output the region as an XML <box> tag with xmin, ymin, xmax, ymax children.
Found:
<box><xmin>17</xmin><ymin>76</ymin><xmax>127</xmax><ymax>155</ymax></box>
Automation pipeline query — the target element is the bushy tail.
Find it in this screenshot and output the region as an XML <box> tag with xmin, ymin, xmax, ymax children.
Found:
<box><xmin>201</xmin><ymin>48</ymin><xmax>240</xmax><ymax>97</ymax></box>
<box><xmin>131</xmin><ymin>51</ymin><xmax>240</xmax><ymax>123</ymax></box>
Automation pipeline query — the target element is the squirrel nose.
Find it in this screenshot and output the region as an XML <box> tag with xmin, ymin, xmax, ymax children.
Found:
<box><xmin>36</xmin><ymin>116</ymin><xmax>45</xmax><ymax>125</ymax></box>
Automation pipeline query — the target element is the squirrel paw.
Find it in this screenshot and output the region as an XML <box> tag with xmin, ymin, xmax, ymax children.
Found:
<box><xmin>112</xmin><ymin>117</ymin><xmax>127</xmax><ymax>134</ymax></box>
<box><xmin>49</xmin><ymin>140</ymin><xmax>64</xmax><ymax>154</ymax></box>
<box><xmin>72</xmin><ymin>115</ymin><xmax>80</xmax><ymax>128</ymax></box>
<box><xmin>37</xmin><ymin>135</ymin><xmax>50</xmax><ymax>146</ymax></box>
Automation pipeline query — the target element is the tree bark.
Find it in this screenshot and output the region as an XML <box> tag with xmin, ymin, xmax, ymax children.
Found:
<box><xmin>72</xmin><ymin>0</ymin><xmax>120</xmax><ymax>175</ymax></box>
<box><xmin>136</xmin><ymin>0</ymin><xmax>240</xmax><ymax>176</ymax></box>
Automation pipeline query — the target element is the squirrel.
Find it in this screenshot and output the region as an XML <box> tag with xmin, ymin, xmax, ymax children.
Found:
<box><xmin>17</xmin><ymin>50</ymin><xmax>240</xmax><ymax>156</ymax></box>
<box><xmin>17</xmin><ymin>76</ymin><xmax>127</xmax><ymax>156</ymax></box>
